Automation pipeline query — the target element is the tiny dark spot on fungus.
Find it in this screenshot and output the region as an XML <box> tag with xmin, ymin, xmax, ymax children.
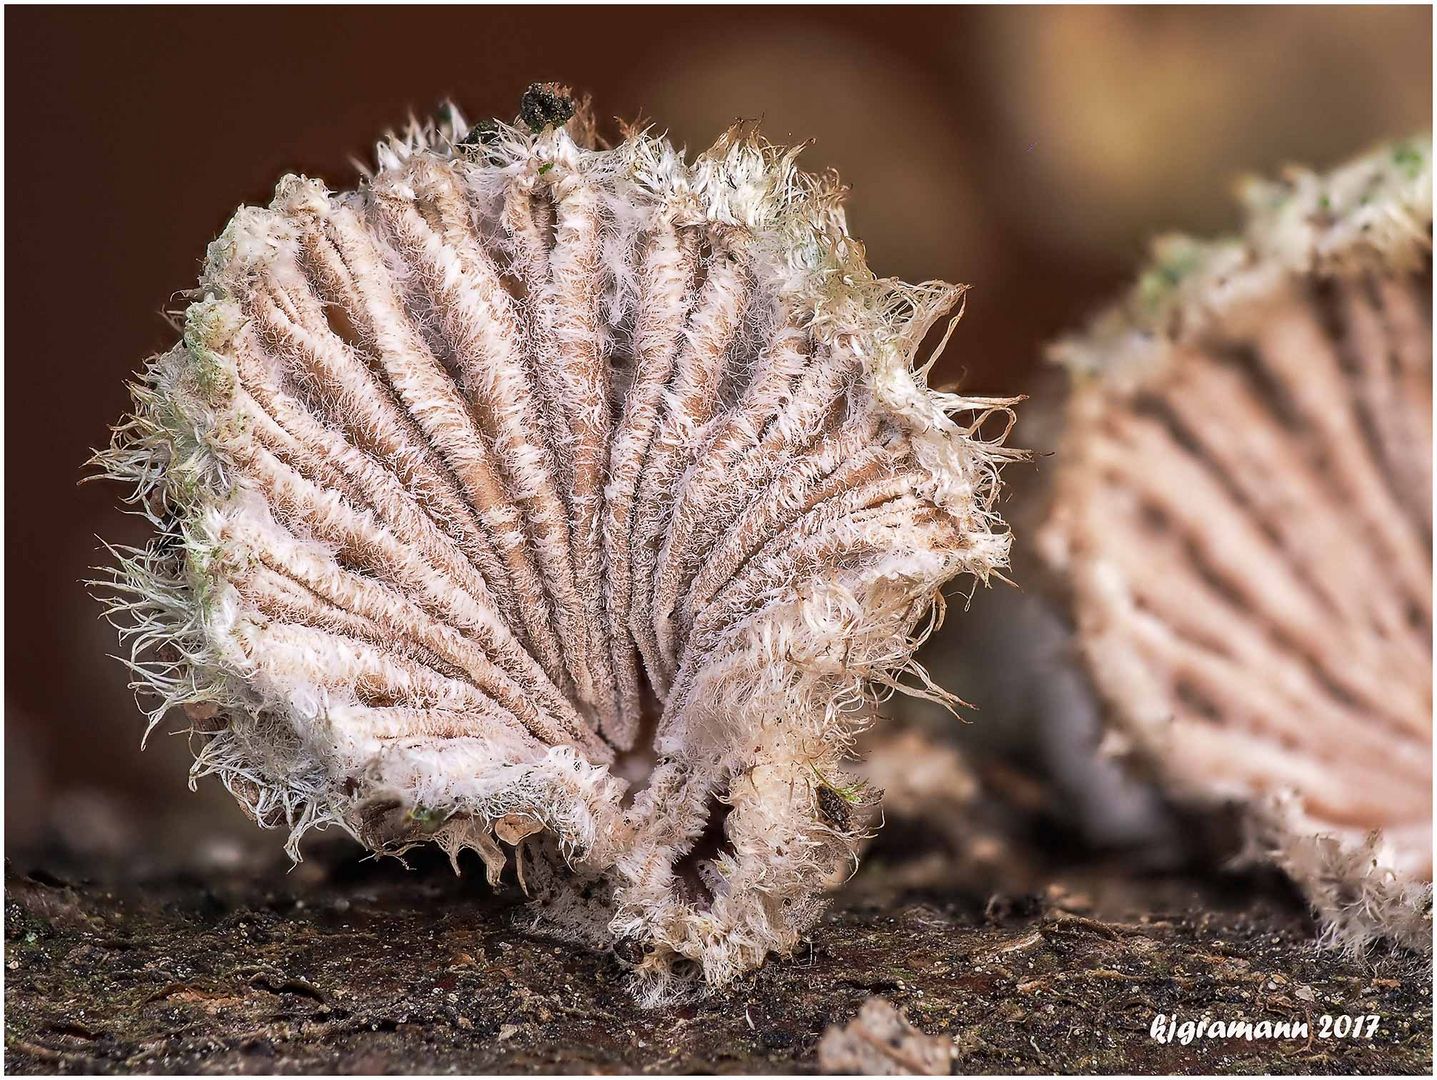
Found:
<box><xmin>519</xmin><ymin>82</ymin><xmax>575</xmax><ymax>133</ymax></box>
<box><xmin>459</xmin><ymin>117</ymin><xmax>501</xmax><ymax>148</ymax></box>
<box><xmin>816</xmin><ymin>785</ymin><xmax>852</xmax><ymax>832</ymax></box>
<box><xmin>611</xmin><ymin>937</ymin><xmax>645</xmax><ymax>966</ymax></box>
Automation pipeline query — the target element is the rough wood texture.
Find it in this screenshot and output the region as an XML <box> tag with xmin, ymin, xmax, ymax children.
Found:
<box><xmin>5</xmin><ymin>846</ymin><xmax>1431</xmax><ymax>1074</ymax></box>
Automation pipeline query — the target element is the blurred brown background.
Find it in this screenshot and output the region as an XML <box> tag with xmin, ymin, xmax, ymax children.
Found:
<box><xmin>6</xmin><ymin>5</ymin><xmax>1430</xmax><ymax>857</ymax></box>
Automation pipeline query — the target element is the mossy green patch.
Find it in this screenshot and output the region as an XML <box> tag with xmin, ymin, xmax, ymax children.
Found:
<box><xmin>1392</xmin><ymin>140</ymin><xmax>1427</xmax><ymax>180</ymax></box>
<box><xmin>1136</xmin><ymin>240</ymin><xmax>1207</xmax><ymax>315</ymax></box>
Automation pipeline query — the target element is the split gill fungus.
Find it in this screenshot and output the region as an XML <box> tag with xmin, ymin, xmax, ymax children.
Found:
<box><xmin>92</xmin><ymin>87</ymin><xmax>1023</xmax><ymax>1002</ymax></box>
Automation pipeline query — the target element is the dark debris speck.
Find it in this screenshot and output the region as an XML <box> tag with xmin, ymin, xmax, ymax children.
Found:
<box><xmin>518</xmin><ymin>82</ymin><xmax>575</xmax><ymax>133</ymax></box>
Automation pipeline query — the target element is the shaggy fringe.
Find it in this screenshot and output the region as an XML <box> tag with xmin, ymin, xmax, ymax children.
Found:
<box><xmin>1247</xmin><ymin>795</ymin><xmax>1433</xmax><ymax>957</ymax></box>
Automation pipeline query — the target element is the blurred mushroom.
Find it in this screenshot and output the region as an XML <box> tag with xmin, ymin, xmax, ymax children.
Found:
<box><xmin>1040</xmin><ymin>137</ymin><xmax>1433</xmax><ymax>952</ymax></box>
<box><xmin>818</xmin><ymin>997</ymin><xmax>954</xmax><ymax>1075</ymax></box>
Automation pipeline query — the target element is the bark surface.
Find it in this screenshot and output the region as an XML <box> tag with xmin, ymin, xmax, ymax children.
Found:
<box><xmin>5</xmin><ymin>844</ymin><xmax>1431</xmax><ymax>1074</ymax></box>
